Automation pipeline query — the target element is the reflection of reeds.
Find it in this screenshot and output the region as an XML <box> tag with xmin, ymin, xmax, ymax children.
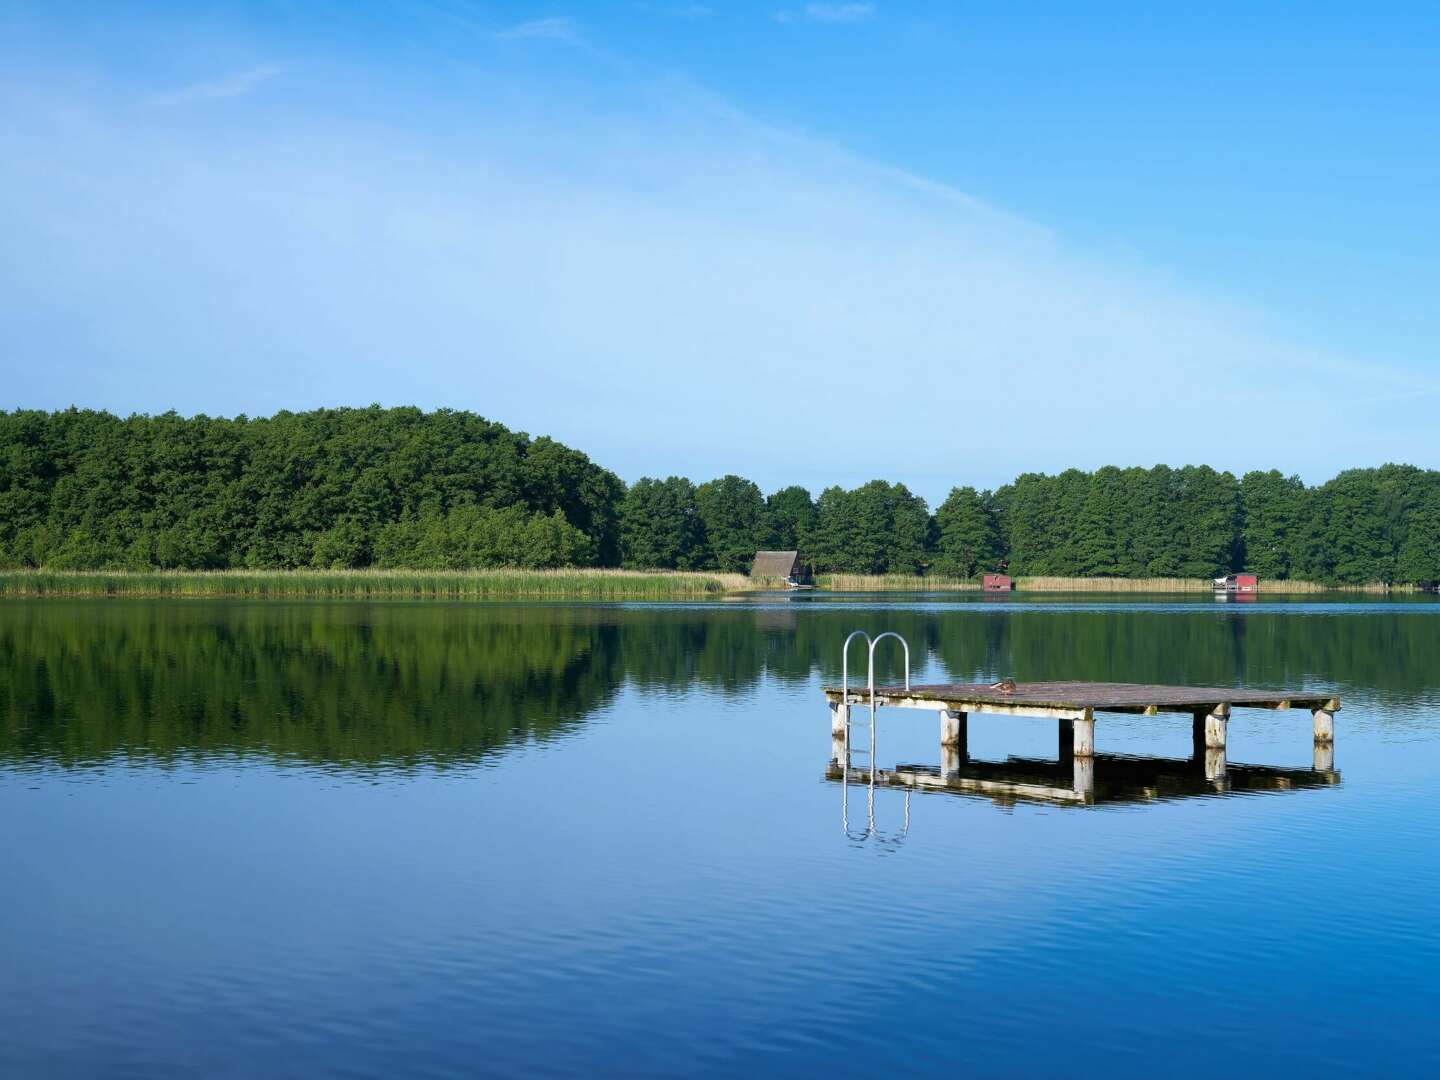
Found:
<box><xmin>0</xmin><ymin>568</ymin><xmax>750</xmax><ymax>599</ymax></box>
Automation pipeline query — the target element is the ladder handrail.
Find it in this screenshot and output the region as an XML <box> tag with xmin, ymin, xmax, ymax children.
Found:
<box><xmin>837</xmin><ymin>629</ymin><xmax>913</xmax><ymax>795</ymax></box>
<box><xmin>840</xmin><ymin>630</ymin><xmax>872</xmax><ymax>706</ymax></box>
<box><xmin>867</xmin><ymin>631</ymin><xmax>911</xmax><ymax>707</ymax></box>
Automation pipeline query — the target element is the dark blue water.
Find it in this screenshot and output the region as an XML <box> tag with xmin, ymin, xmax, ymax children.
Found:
<box><xmin>2</xmin><ymin>597</ymin><xmax>1438</xmax><ymax>1076</ymax></box>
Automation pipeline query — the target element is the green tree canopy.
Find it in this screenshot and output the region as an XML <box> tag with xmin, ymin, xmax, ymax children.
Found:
<box><xmin>618</xmin><ymin>476</ymin><xmax>707</xmax><ymax>570</ymax></box>
<box><xmin>764</xmin><ymin>485</ymin><xmax>816</xmax><ymax>553</ymax></box>
<box><xmin>695</xmin><ymin>475</ymin><xmax>767</xmax><ymax>573</ymax></box>
<box><xmin>811</xmin><ymin>480</ymin><xmax>930</xmax><ymax>574</ymax></box>
<box><xmin>933</xmin><ymin>486</ymin><xmax>1001</xmax><ymax>577</ymax></box>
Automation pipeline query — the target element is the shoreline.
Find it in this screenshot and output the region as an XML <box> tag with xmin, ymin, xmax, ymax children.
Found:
<box><xmin>0</xmin><ymin>568</ymin><xmax>1422</xmax><ymax>600</ymax></box>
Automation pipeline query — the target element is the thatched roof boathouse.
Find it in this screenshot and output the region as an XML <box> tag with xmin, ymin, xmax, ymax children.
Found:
<box><xmin>750</xmin><ymin>550</ymin><xmax>811</xmax><ymax>586</ymax></box>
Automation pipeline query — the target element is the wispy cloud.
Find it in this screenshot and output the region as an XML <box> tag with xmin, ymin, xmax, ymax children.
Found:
<box><xmin>143</xmin><ymin>65</ymin><xmax>282</xmax><ymax>108</ymax></box>
<box><xmin>495</xmin><ymin>16</ymin><xmax>583</xmax><ymax>43</ymax></box>
<box><xmin>8</xmin><ymin>18</ymin><xmax>1435</xmax><ymax>495</ymax></box>
<box><xmin>776</xmin><ymin>3</ymin><xmax>875</xmax><ymax>24</ymax></box>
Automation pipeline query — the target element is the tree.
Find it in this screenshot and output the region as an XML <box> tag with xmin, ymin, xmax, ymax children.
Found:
<box><xmin>1312</xmin><ymin>469</ymin><xmax>1396</xmax><ymax>584</ymax></box>
<box><xmin>1175</xmin><ymin>466</ymin><xmax>1241</xmax><ymax>578</ymax></box>
<box><xmin>933</xmin><ymin>486</ymin><xmax>1001</xmax><ymax>577</ymax></box>
<box><xmin>695</xmin><ymin>475</ymin><xmax>767</xmax><ymax>573</ymax></box>
<box><xmin>1396</xmin><ymin>483</ymin><xmax>1440</xmax><ymax>584</ymax></box>
<box><xmin>811</xmin><ymin>481</ymin><xmax>930</xmax><ymax>574</ymax></box>
<box><xmin>764</xmin><ymin>485</ymin><xmax>816</xmax><ymax>552</ymax></box>
<box><xmin>992</xmin><ymin>473</ymin><xmax>1057</xmax><ymax>575</ymax></box>
<box><xmin>618</xmin><ymin>477</ymin><xmax>707</xmax><ymax>570</ymax></box>
<box><xmin>1240</xmin><ymin>470</ymin><xmax>1307</xmax><ymax>579</ymax></box>
<box><xmin>1071</xmin><ymin>466</ymin><xmax>1128</xmax><ymax>576</ymax></box>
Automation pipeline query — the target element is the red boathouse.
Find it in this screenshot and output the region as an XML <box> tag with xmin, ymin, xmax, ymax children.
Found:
<box><xmin>1214</xmin><ymin>573</ymin><xmax>1259</xmax><ymax>594</ymax></box>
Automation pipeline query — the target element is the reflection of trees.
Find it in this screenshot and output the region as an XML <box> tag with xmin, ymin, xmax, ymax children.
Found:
<box><xmin>2</xmin><ymin>602</ymin><xmax>1436</xmax><ymax>768</ymax></box>
<box><xmin>0</xmin><ymin>603</ymin><xmax>624</xmax><ymax>768</ymax></box>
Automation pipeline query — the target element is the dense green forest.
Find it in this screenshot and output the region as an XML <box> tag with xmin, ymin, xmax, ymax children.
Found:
<box><xmin>3</xmin><ymin>407</ymin><xmax>1439</xmax><ymax>583</ymax></box>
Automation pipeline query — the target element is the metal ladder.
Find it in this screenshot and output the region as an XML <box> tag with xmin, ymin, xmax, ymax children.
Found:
<box><xmin>838</xmin><ymin>631</ymin><xmax>912</xmax><ymax>842</ymax></box>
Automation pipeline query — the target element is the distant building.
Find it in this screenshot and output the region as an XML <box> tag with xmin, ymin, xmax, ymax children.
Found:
<box><xmin>1213</xmin><ymin>573</ymin><xmax>1259</xmax><ymax>594</ymax></box>
<box><xmin>983</xmin><ymin>573</ymin><xmax>1013</xmax><ymax>592</ymax></box>
<box><xmin>750</xmin><ymin>550</ymin><xmax>811</xmax><ymax>587</ymax></box>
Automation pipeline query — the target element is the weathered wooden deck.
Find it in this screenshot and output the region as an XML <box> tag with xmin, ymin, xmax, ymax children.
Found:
<box><xmin>823</xmin><ymin>681</ymin><xmax>1339</xmax><ymax>717</ymax></box>
<box><xmin>823</xmin><ymin>680</ymin><xmax>1341</xmax><ymax>759</ymax></box>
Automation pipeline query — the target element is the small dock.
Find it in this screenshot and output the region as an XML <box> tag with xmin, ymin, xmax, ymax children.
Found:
<box><xmin>823</xmin><ymin>681</ymin><xmax>1342</xmax><ymax>788</ymax></box>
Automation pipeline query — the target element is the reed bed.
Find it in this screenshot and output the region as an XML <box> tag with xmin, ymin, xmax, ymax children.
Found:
<box><xmin>1015</xmin><ymin>576</ymin><xmax>1212</xmax><ymax>593</ymax></box>
<box><xmin>817</xmin><ymin>574</ymin><xmax>981</xmax><ymax>591</ymax></box>
<box><xmin>0</xmin><ymin>569</ymin><xmax>1414</xmax><ymax>599</ymax></box>
<box><xmin>1017</xmin><ymin>576</ymin><xmax>1415</xmax><ymax>593</ymax></box>
<box><xmin>0</xmin><ymin>568</ymin><xmax>751</xmax><ymax>600</ymax></box>
<box><xmin>1252</xmin><ymin>579</ymin><xmax>1412</xmax><ymax>594</ymax></box>
<box><xmin>819</xmin><ymin>574</ymin><xmax>1414</xmax><ymax>593</ymax></box>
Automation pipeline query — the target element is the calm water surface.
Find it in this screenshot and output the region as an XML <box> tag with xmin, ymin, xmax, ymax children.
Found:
<box><xmin>3</xmin><ymin>595</ymin><xmax>1440</xmax><ymax>1076</ymax></box>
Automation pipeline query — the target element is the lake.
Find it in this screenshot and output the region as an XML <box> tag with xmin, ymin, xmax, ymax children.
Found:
<box><xmin>3</xmin><ymin>595</ymin><xmax>1439</xmax><ymax>1077</ymax></box>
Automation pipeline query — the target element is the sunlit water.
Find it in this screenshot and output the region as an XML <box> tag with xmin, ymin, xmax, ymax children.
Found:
<box><xmin>3</xmin><ymin>595</ymin><xmax>1439</xmax><ymax>1076</ymax></box>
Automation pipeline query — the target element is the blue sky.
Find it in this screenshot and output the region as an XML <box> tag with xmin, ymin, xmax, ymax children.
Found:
<box><xmin>3</xmin><ymin>1</ymin><xmax>1439</xmax><ymax>501</ymax></box>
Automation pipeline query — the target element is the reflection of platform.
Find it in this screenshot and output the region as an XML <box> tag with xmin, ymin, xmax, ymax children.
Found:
<box><xmin>825</xmin><ymin>753</ymin><xmax>1341</xmax><ymax>807</ymax></box>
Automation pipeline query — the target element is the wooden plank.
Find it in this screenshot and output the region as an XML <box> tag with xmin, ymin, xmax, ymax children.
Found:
<box><xmin>822</xmin><ymin>680</ymin><xmax>1339</xmax><ymax>715</ymax></box>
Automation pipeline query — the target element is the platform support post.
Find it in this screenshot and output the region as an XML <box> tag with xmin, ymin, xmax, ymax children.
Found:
<box><xmin>830</xmin><ymin>701</ymin><xmax>849</xmax><ymax>739</ymax></box>
<box><xmin>1313</xmin><ymin>741</ymin><xmax>1334</xmax><ymax>772</ymax></box>
<box><xmin>1312</xmin><ymin>707</ymin><xmax>1335</xmax><ymax>744</ymax></box>
<box><xmin>940</xmin><ymin>709</ymin><xmax>967</xmax><ymax>750</ymax></box>
<box><xmin>1201</xmin><ymin>704</ymin><xmax>1230</xmax><ymax>751</ymax></box>
<box><xmin>1072</xmin><ymin>712</ymin><xmax>1095</xmax><ymax>757</ymax></box>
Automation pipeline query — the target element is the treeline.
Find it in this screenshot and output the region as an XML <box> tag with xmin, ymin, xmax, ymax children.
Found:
<box><xmin>0</xmin><ymin>407</ymin><xmax>622</xmax><ymax>571</ymax></box>
<box><xmin>3</xmin><ymin>408</ymin><xmax>1440</xmax><ymax>583</ymax></box>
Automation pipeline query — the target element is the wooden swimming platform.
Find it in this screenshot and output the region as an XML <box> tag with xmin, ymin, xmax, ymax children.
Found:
<box><xmin>822</xmin><ymin>680</ymin><xmax>1341</xmax><ymax>765</ymax></box>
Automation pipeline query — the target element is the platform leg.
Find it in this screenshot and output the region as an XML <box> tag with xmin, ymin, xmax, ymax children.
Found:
<box><xmin>1312</xmin><ymin>708</ymin><xmax>1335</xmax><ymax>744</ymax></box>
<box><xmin>1204</xmin><ymin>706</ymin><xmax>1229</xmax><ymax>751</ymax></box>
<box><xmin>1313</xmin><ymin>741</ymin><xmax>1334</xmax><ymax>772</ymax></box>
<box><xmin>1072</xmin><ymin>715</ymin><xmax>1095</xmax><ymax>757</ymax></box>
<box><xmin>940</xmin><ymin>709</ymin><xmax>968</xmax><ymax>752</ymax></box>
<box><xmin>830</xmin><ymin>701</ymin><xmax>849</xmax><ymax>739</ymax></box>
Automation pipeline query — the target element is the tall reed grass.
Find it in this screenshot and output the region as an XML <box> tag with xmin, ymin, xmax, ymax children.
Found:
<box><xmin>0</xmin><ymin>568</ymin><xmax>751</xmax><ymax>600</ymax></box>
<box><xmin>817</xmin><ymin>574</ymin><xmax>981</xmax><ymax>591</ymax></box>
<box><xmin>818</xmin><ymin>574</ymin><xmax>1414</xmax><ymax>593</ymax></box>
<box><xmin>0</xmin><ymin>568</ymin><xmax>1414</xmax><ymax>599</ymax></box>
<box><xmin>1015</xmin><ymin>576</ymin><xmax>1414</xmax><ymax>593</ymax></box>
<box><xmin>1015</xmin><ymin>576</ymin><xmax>1209</xmax><ymax>592</ymax></box>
